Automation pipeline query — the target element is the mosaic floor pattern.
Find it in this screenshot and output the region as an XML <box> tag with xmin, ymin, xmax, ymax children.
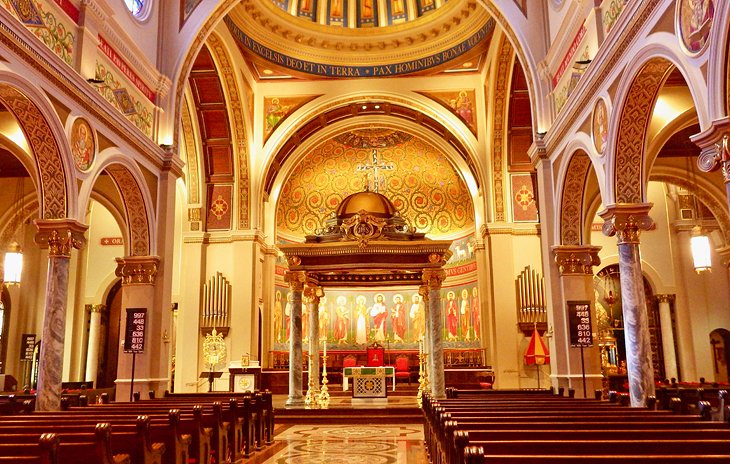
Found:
<box><xmin>250</xmin><ymin>424</ymin><xmax>427</xmax><ymax>463</ymax></box>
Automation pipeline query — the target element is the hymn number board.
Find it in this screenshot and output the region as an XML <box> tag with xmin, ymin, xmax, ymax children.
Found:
<box><xmin>124</xmin><ymin>308</ymin><xmax>147</xmax><ymax>353</ymax></box>
<box><xmin>568</xmin><ymin>301</ymin><xmax>593</xmax><ymax>347</ymax></box>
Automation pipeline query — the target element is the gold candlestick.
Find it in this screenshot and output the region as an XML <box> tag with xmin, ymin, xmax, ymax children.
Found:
<box><xmin>317</xmin><ymin>354</ymin><xmax>330</xmax><ymax>408</ymax></box>
<box><xmin>305</xmin><ymin>355</ymin><xmax>318</xmax><ymax>408</ymax></box>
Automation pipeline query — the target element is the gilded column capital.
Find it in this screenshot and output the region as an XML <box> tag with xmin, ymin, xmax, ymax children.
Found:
<box><xmin>304</xmin><ymin>285</ymin><xmax>323</xmax><ymax>305</ymax></box>
<box><xmin>655</xmin><ymin>294</ymin><xmax>675</xmax><ymax>304</ymax></box>
<box><xmin>422</xmin><ymin>269</ymin><xmax>446</xmax><ymax>290</ymax></box>
<box><xmin>690</xmin><ymin>117</ymin><xmax>730</xmax><ymax>182</ymax></box>
<box><xmin>599</xmin><ymin>203</ymin><xmax>654</xmax><ymax>245</ymax></box>
<box><xmin>34</xmin><ymin>219</ymin><xmax>88</xmax><ymax>257</ymax></box>
<box><xmin>418</xmin><ymin>285</ymin><xmax>429</xmax><ymax>303</ymax></box>
<box><xmin>285</xmin><ymin>270</ymin><xmax>307</xmax><ymax>292</ymax></box>
<box><xmin>115</xmin><ymin>255</ymin><xmax>160</xmax><ymax>285</ymax></box>
<box><xmin>552</xmin><ymin>245</ymin><xmax>602</xmax><ymax>276</ymax></box>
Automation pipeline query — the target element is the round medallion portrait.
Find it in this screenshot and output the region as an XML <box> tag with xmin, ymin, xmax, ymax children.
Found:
<box><xmin>591</xmin><ymin>99</ymin><xmax>609</xmax><ymax>155</ymax></box>
<box><xmin>70</xmin><ymin>118</ymin><xmax>95</xmax><ymax>171</ymax></box>
<box><xmin>677</xmin><ymin>0</ymin><xmax>714</xmax><ymax>54</ymax></box>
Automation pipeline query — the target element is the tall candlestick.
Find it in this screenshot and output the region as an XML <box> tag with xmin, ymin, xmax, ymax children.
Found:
<box><xmin>323</xmin><ymin>338</ymin><xmax>326</xmax><ymax>356</ymax></box>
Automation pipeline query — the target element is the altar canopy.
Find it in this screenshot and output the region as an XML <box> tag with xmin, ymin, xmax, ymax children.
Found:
<box><xmin>279</xmin><ymin>189</ymin><xmax>453</xmax><ymax>403</ymax></box>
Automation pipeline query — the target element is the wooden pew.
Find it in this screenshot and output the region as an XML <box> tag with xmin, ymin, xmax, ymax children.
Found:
<box><xmin>0</xmin><ymin>415</ymin><xmax>163</xmax><ymax>464</ymax></box>
<box><xmin>424</xmin><ymin>390</ymin><xmax>730</xmax><ymax>464</ymax></box>
<box><xmin>161</xmin><ymin>390</ymin><xmax>274</xmax><ymax>447</ymax></box>
<box><xmin>23</xmin><ymin>406</ymin><xmax>211</xmax><ymax>464</ymax></box>
<box><xmin>73</xmin><ymin>399</ymin><xmax>239</xmax><ymax>461</ymax></box>
<box><xmin>450</xmin><ymin>426</ymin><xmax>730</xmax><ymax>464</ymax></box>
<box><xmin>0</xmin><ymin>425</ymin><xmax>131</xmax><ymax>464</ymax></box>
<box><xmin>0</xmin><ymin>412</ymin><xmax>189</xmax><ymax>464</ymax></box>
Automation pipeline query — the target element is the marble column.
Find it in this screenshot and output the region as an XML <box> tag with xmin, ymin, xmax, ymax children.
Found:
<box><xmin>306</xmin><ymin>285</ymin><xmax>323</xmax><ymax>395</ymax></box>
<box><xmin>419</xmin><ymin>284</ymin><xmax>432</xmax><ymax>394</ymax></box>
<box><xmin>285</xmin><ymin>271</ymin><xmax>307</xmax><ymax>406</ymax></box>
<box><xmin>34</xmin><ymin>219</ymin><xmax>88</xmax><ymax>411</ymax></box>
<box><xmin>552</xmin><ymin>245</ymin><xmax>604</xmax><ymax>397</ymax></box>
<box><xmin>114</xmin><ymin>256</ymin><xmax>160</xmax><ymax>401</ymax></box>
<box><xmin>423</xmin><ymin>269</ymin><xmax>447</xmax><ymax>399</ymax></box>
<box><xmin>85</xmin><ymin>304</ymin><xmax>106</xmax><ymax>385</ymax></box>
<box><xmin>600</xmin><ymin>204</ymin><xmax>655</xmax><ymax>407</ymax></box>
<box><xmin>655</xmin><ymin>294</ymin><xmax>678</xmax><ymax>381</ymax></box>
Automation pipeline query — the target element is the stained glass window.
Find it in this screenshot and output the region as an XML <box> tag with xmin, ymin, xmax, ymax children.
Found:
<box><xmin>124</xmin><ymin>0</ymin><xmax>144</xmax><ymax>16</ymax></box>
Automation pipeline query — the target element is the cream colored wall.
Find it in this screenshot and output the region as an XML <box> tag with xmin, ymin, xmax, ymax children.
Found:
<box><xmin>84</xmin><ymin>200</ymin><xmax>124</xmax><ymax>300</ymax></box>
<box><xmin>484</xmin><ymin>228</ymin><xmax>543</xmax><ymax>389</ymax></box>
<box><xmin>105</xmin><ymin>1</ymin><xmax>160</xmax><ymax>66</ymax></box>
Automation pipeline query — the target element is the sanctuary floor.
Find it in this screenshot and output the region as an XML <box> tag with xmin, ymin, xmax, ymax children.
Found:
<box><xmin>242</xmin><ymin>392</ymin><xmax>427</xmax><ymax>462</ymax></box>
<box><xmin>247</xmin><ymin>423</ymin><xmax>427</xmax><ymax>463</ymax></box>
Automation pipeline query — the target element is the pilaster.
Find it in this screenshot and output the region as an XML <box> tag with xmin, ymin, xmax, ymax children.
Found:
<box><xmin>552</xmin><ymin>245</ymin><xmax>603</xmax><ymax>397</ymax></box>
<box><xmin>114</xmin><ymin>255</ymin><xmax>162</xmax><ymax>401</ymax></box>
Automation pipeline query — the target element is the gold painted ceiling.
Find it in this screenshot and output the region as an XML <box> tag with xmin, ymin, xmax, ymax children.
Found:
<box><xmin>227</xmin><ymin>0</ymin><xmax>494</xmax><ymax>78</ymax></box>
<box><xmin>270</xmin><ymin>0</ymin><xmax>448</xmax><ymax>28</ymax></box>
<box><xmin>276</xmin><ymin>129</ymin><xmax>475</xmax><ymax>240</ymax></box>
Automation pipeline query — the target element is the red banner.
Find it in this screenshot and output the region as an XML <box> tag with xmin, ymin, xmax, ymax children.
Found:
<box><xmin>552</xmin><ymin>24</ymin><xmax>587</xmax><ymax>88</ymax></box>
<box><xmin>51</xmin><ymin>0</ymin><xmax>79</xmax><ymax>23</ymax></box>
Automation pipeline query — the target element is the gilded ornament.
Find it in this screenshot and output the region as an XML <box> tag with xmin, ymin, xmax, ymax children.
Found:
<box><xmin>203</xmin><ymin>328</ymin><xmax>227</xmax><ymax>367</ymax></box>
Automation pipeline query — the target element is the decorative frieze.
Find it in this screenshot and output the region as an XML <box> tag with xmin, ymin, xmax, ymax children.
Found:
<box><xmin>552</xmin><ymin>245</ymin><xmax>601</xmax><ymax>275</ymax></box>
<box><xmin>599</xmin><ymin>203</ymin><xmax>654</xmax><ymax>245</ymax></box>
<box><xmin>34</xmin><ymin>219</ymin><xmax>87</xmax><ymax>257</ymax></box>
<box><xmin>115</xmin><ymin>255</ymin><xmax>160</xmax><ymax>285</ymax></box>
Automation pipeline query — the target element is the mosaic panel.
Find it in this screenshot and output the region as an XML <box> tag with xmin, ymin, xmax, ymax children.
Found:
<box><xmin>511</xmin><ymin>172</ymin><xmax>538</xmax><ymax>222</ymax></box>
<box><xmin>677</xmin><ymin>0</ymin><xmax>714</xmax><ymax>54</ymax></box>
<box><xmin>70</xmin><ymin>117</ymin><xmax>95</xmax><ymax>172</ymax></box>
<box><xmin>263</xmin><ymin>95</ymin><xmax>319</xmax><ymax>143</ymax></box>
<box><xmin>275</xmin><ymin>133</ymin><xmax>475</xmax><ymax>238</ymax></box>
<box><xmin>417</xmin><ymin>89</ymin><xmax>478</xmax><ymax>136</ymax></box>
<box><xmin>94</xmin><ymin>62</ymin><xmax>153</xmax><ymax>137</ymax></box>
<box><xmin>272</xmin><ymin>281</ymin><xmax>481</xmax><ymax>351</ymax></box>
<box><xmin>206</xmin><ymin>184</ymin><xmax>232</xmax><ymax>230</ymax></box>
<box><xmin>2</xmin><ymin>0</ymin><xmax>75</xmax><ymax>66</ymax></box>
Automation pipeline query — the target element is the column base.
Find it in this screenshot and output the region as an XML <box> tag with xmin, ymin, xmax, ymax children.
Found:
<box><xmin>286</xmin><ymin>394</ymin><xmax>305</xmax><ymax>407</ymax></box>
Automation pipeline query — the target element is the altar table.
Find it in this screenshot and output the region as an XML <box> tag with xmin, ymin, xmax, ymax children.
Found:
<box><xmin>342</xmin><ymin>366</ymin><xmax>395</xmax><ymax>397</ymax></box>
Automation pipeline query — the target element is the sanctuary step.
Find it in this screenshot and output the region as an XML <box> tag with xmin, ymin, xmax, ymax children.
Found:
<box><xmin>275</xmin><ymin>399</ymin><xmax>422</xmax><ymax>424</ymax></box>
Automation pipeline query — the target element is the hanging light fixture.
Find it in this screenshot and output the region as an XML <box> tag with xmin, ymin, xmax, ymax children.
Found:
<box><xmin>3</xmin><ymin>177</ymin><xmax>24</xmax><ymax>285</ymax></box>
<box><xmin>690</xmin><ymin>225</ymin><xmax>711</xmax><ymax>273</ymax></box>
<box><xmin>3</xmin><ymin>241</ymin><xmax>22</xmax><ymax>285</ymax></box>
<box><xmin>687</xmin><ymin>156</ymin><xmax>711</xmax><ymax>273</ymax></box>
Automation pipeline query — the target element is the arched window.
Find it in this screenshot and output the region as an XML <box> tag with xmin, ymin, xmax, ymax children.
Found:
<box><xmin>124</xmin><ymin>0</ymin><xmax>148</xmax><ymax>19</ymax></box>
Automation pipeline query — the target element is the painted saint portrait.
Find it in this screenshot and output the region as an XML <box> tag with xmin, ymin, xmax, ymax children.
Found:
<box><xmin>70</xmin><ymin>118</ymin><xmax>95</xmax><ymax>171</ymax></box>
<box><xmin>592</xmin><ymin>98</ymin><xmax>609</xmax><ymax>154</ymax></box>
<box><xmin>677</xmin><ymin>0</ymin><xmax>714</xmax><ymax>54</ymax></box>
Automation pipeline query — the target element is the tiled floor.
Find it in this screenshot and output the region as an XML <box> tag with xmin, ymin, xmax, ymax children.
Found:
<box><xmin>248</xmin><ymin>424</ymin><xmax>428</xmax><ymax>463</ymax></box>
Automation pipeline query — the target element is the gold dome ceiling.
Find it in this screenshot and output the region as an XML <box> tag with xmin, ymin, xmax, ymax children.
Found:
<box><xmin>270</xmin><ymin>0</ymin><xmax>448</xmax><ymax>28</ymax></box>
<box><xmin>226</xmin><ymin>0</ymin><xmax>494</xmax><ymax>78</ymax></box>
